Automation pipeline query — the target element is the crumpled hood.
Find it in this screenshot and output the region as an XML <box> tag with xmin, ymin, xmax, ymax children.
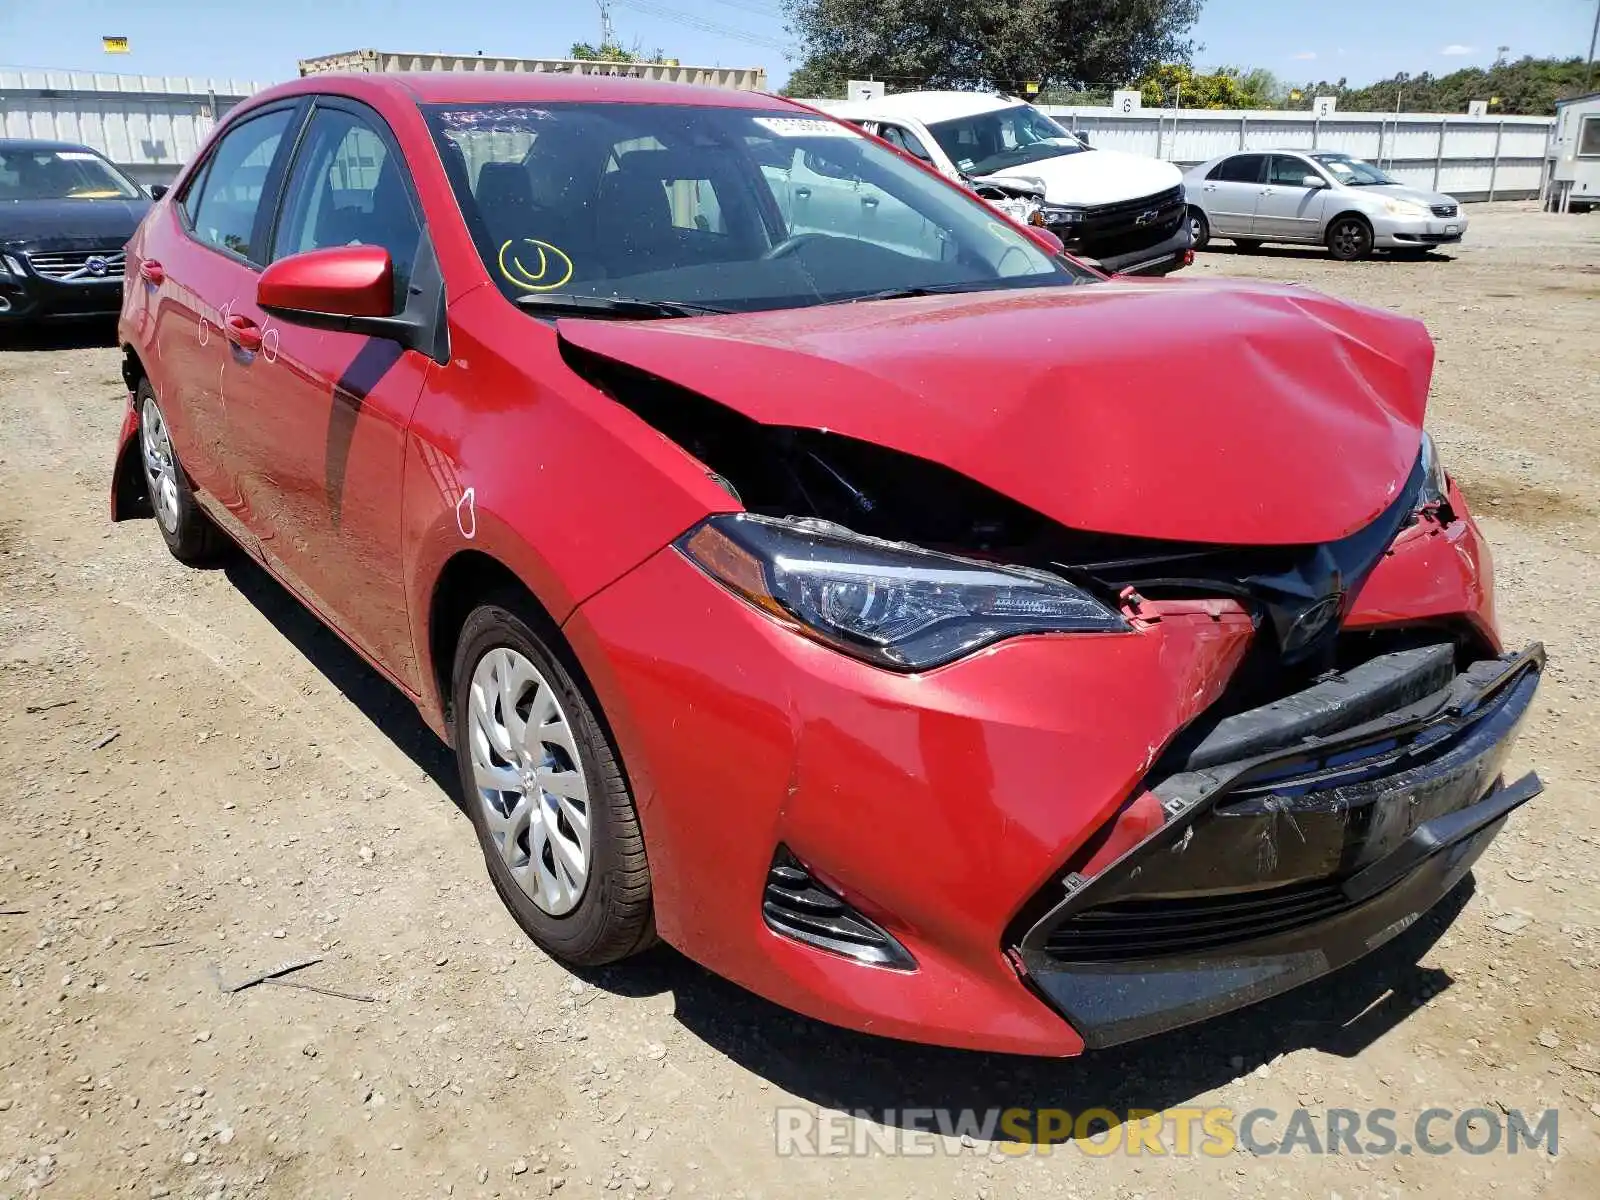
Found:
<box><xmin>985</xmin><ymin>149</ymin><xmax>1184</xmax><ymax>206</ymax></box>
<box><xmin>558</xmin><ymin>279</ymin><xmax>1434</xmax><ymax>545</ymax></box>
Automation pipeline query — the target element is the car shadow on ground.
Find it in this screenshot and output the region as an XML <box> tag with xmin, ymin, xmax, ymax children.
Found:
<box><xmin>216</xmin><ymin>545</ymin><xmax>458</xmax><ymax>795</ymax></box>
<box><xmin>1200</xmin><ymin>244</ymin><xmax>1458</xmax><ymax>264</ymax></box>
<box><xmin>585</xmin><ymin>881</ymin><xmax>1468</xmax><ymax>1133</ymax></box>
<box><xmin>205</xmin><ymin>529</ymin><xmax>1473</xmax><ymax>1130</ymax></box>
<box><xmin>0</xmin><ymin>317</ymin><xmax>118</xmax><ymax>352</ymax></box>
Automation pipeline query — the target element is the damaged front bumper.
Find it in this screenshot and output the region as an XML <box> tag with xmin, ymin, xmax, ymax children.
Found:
<box><xmin>1015</xmin><ymin>644</ymin><xmax>1543</xmax><ymax>1049</ymax></box>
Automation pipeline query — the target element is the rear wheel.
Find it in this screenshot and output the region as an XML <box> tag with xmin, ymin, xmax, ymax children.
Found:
<box><xmin>137</xmin><ymin>379</ymin><xmax>224</xmax><ymax>564</ymax></box>
<box><xmin>452</xmin><ymin>597</ymin><xmax>654</xmax><ymax>967</ymax></box>
<box><xmin>1187</xmin><ymin>207</ymin><xmax>1211</xmax><ymax>250</ymax></box>
<box><xmin>1326</xmin><ymin>216</ymin><xmax>1374</xmax><ymax>262</ymax></box>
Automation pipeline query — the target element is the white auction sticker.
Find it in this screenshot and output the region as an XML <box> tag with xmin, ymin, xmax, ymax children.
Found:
<box><xmin>753</xmin><ymin>117</ymin><xmax>856</xmax><ymax>138</ymax></box>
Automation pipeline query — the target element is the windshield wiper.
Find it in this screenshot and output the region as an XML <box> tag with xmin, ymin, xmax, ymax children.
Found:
<box><xmin>817</xmin><ymin>283</ymin><xmax>988</xmax><ymax>306</ymax></box>
<box><xmin>513</xmin><ymin>293</ymin><xmax>731</xmax><ymax>319</ymax></box>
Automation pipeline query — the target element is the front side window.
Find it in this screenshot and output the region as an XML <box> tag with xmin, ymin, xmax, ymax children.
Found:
<box><xmin>271</xmin><ymin>105</ymin><xmax>423</xmax><ymax>306</ymax></box>
<box><xmin>0</xmin><ymin>147</ymin><xmax>142</xmax><ymax>200</ymax></box>
<box><xmin>1267</xmin><ymin>156</ymin><xmax>1319</xmax><ymax>187</ymax></box>
<box><xmin>925</xmin><ymin>104</ymin><xmax>1083</xmax><ymax>176</ymax></box>
<box><xmin>1310</xmin><ymin>153</ymin><xmax>1395</xmax><ymax>186</ymax></box>
<box><xmin>189</xmin><ymin>109</ymin><xmax>294</xmax><ymax>262</ymax></box>
<box><xmin>426</xmin><ymin>102</ymin><xmax>1090</xmax><ymax>315</ymax></box>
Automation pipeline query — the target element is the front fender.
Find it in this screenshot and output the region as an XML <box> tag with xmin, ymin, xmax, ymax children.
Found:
<box><xmin>400</xmin><ymin>302</ymin><xmax>738</xmax><ymax>732</ymax></box>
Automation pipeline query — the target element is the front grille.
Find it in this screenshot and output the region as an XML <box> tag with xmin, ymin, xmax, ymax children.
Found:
<box><xmin>1061</xmin><ymin>185</ymin><xmax>1187</xmax><ymax>257</ymax></box>
<box><xmin>1044</xmin><ymin>881</ymin><xmax>1354</xmax><ymax>963</ymax></box>
<box><xmin>25</xmin><ymin>249</ymin><xmax>126</xmax><ymax>281</ymax></box>
<box><xmin>762</xmin><ymin>847</ymin><xmax>914</xmax><ymax>969</ymax></box>
<box><xmin>1431</xmin><ymin>204</ymin><xmax>1458</xmax><ymax>218</ymax></box>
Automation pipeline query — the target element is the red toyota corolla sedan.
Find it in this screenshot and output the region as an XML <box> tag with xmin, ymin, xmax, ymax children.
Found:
<box><xmin>111</xmin><ymin>72</ymin><xmax>1543</xmax><ymax>1056</ymax></box>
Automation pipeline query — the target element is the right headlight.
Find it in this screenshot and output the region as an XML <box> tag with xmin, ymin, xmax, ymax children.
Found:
<box><xmin>1031</xmin><ymin>204</ymin><xmax>1085</xmax><ymax>227</ymax></box>
<box><xmin>677</xmin><ymin>515</ymin><xmax>1128</xmax><ymax>671</ymax></box>
<box><xmin>1383</xmin><ymin>198</ymin><xmax>1431</xmax><ymax>219</ymax></box>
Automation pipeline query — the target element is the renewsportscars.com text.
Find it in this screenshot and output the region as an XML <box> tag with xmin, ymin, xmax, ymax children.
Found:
<box><xmin>774</xmin><ymin>1106</ymin><xmax>1561</xmax><ymax>1158</ymax></box>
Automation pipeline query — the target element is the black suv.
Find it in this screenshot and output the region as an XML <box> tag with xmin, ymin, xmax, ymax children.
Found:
<box><xmin>0</xmin><ymin>139</ymin><xmax>152</xmax><ymax>323</ymax></box>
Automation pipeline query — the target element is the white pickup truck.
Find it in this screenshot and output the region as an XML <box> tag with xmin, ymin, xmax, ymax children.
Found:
<box><xmin>826</xmin><ymin>91</ymin><xmax>1193</xmax><ymax>275</ymax></box>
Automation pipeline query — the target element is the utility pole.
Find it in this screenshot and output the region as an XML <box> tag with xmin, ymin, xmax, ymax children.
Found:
<box><xmin>598</xmin><ymin>0</ymin><xmax>617</xmax><ymax>50</ymax></box>
<box><xmin>1586</xmin><ymin>0</ymin><xmax>1599</xmax><ymax>92</ymax></box>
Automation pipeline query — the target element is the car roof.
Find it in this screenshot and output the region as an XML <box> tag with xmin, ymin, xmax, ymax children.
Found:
<box><xmin>829</xmin><ymin>91</ymin><xmax>1020</xmax><ymax>123</ymax></box>
<box><xmin>0</xmin><ymin>138</ymin><xmax>101</xmax><ymax>154</ymax></box>
<box><xmin>247</xmin><ymin>72</ymin><xmax>792</xmax><ymax>111</ymax></box>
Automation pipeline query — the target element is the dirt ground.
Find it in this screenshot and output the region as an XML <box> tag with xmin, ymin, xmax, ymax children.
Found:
<box><xmin>1</xmin><ymin>202</ymin><xmax>1597</xmax><ymax>1200</ymax></box>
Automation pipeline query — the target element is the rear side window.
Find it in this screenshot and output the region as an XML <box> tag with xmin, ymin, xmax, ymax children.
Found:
<box><xmin>271</xmin><ymin>105</ymin><xmax>423</xmax><ymax>307</ymax></box>
<box><xmin>1211</xmin><ymin>154</ymin><xmax>1266</xmax><ymax>183</ymax></box>
<box><xmin>189</xmin><ymin>109</ymin><xmax>294</xmax><ymax>263</ymax></box>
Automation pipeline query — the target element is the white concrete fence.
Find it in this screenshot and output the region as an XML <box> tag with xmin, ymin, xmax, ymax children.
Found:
<box><xmin>1018</xmin><ymin>107</ymin><xmax>1549</xmax><ymax>202</ymax></box>
<box><xmin>809</xmin><ymin>99</ymin><xmax>1557</xmax><ymax>203</ymax></box>
<box><xmin>1</xmin><ymin>68</ymin><xmax>1560</xmax><ymax>202</ymax></box>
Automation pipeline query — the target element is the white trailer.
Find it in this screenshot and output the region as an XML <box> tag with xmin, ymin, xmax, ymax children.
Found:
<box><xmin>1548</xmin><ymin>91</ymin><xmax>1600</xmax><ymax>213</ymax></box>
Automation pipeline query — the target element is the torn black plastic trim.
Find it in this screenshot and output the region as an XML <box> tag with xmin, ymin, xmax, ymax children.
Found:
<box><xmin>1012</xmin><ymin>646</ymin><xmax>1542</xmax><ymax>1046</ymax></box>
<box><xmin>1163</xmin><ymin>642</ymin><xmax>1458</xmax><ymax>774</ymax></box>
<box><xmin>1011</xmin><ymin>645</ymin><xmax>1542</xmax><ymax>1046</ymax></box>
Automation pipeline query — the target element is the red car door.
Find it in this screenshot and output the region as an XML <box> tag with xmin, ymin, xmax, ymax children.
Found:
<box><xmin>222</xmin><ymin>98</ymin><xmax>431</xmax><ymax>691</ymax></box>
<box><xmin>144</xmin><ymin>104</ymin><xmax>301</xmax><ymax>526</ymax></box>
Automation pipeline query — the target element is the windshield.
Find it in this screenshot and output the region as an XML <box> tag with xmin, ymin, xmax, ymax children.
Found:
<box><xmin>1311</xmin><ymin>153</ymin><xmax>1394</xmax><ymax>187</ymax></box>
<box><xmin>0</xmin><ymin>147</ymin><xmax>143</xmax><ymax>200</ymax></box>
<box><xmin>424</xmin><ymin>102</ymin><xmax>1090</xmax><ymax>314</ymax></box>
<box><xmin>926</xmin><ymin>104</ymin><xmax>1084</xmax><ymax>177</ymax></box>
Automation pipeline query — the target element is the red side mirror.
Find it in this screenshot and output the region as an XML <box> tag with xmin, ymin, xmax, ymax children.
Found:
<box><xmin>258</xmin><ymin>245</ymin><xmax>394</xmax><ymax>320</ymax></box>
<box><xmin>1025</xmin><ymin>225</ymin><xmax>1064</xmax><ymax>256</ymax></box>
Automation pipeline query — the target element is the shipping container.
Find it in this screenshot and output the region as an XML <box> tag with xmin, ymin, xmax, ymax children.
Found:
<box><xmin>298</xmin><ymin>49</ymin><xmax>767</xmax><ymax>94</ymax></box>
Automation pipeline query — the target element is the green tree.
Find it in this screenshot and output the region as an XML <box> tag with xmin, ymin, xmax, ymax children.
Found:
<box><xmin>569</xmin><ymin>41</ymin><xmax>673</xmax><ymax>64</ymax></box>
<box><xmin>1282</xmin><ymin>56</ymin><xmax>1588</xmax><ymax>115</ymax></box>
<box><xmin>1136</xmin><ymin>63</ymin><xmax>1279</xmax><ymax>108</ymax></box>
<box><xmin>781</xmin><ymin>54</ymin><xmax>852</xmax><ymax>99</ymax></box>
<box><xmin>782</xmin><ymin>0</ymin><xmax>1202</xmax><ymax>95</ymax></box>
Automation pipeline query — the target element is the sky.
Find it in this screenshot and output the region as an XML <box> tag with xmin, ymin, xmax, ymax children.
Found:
<box><xmin>1</xmin><ymin>0</ymin><xmax>1595</xmax><ymax>92</ymax></box>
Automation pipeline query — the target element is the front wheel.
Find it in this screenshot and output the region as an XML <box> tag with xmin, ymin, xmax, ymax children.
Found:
<box><xmin>1187</xmin><ymin>207</ymin><xmax>1211</xmax><ymax>250</ymax></box>
<box><xmin>1326</xmin><ymin>216</ymin><xmax>1374</xmax><ymax>262</ymax></box>
<box><xmin>137</xmin><ymin>379</ymin><xmax>224</xmax><ymax>564</ymax></box>
<box><xmin>452</xmin><ymin>598</ymin><xmax>655</xmax><ymax>967</ymax></box>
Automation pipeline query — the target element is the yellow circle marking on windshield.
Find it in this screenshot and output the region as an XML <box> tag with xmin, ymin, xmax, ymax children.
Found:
<box><xmin>497</xmin><ymin>238</ymin><xmax>574</xmax><ymax>292</ymax></box>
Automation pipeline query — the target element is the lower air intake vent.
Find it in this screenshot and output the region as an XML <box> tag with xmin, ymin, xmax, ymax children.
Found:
<box><xmin>1043</xmin><ymin>881</ymin><xmax>1355</xmax><ymax>964</ymax></box>
<box><xmin>762</xmin><ymin>847</ymin><xmax>915</xmax><ymax>970</ymax></box>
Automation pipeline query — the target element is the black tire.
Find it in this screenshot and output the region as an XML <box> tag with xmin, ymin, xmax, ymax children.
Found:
<box><xmin>1326</xmin><ymin>216</ymin><xmax>1374</xmax><ymax>262</ymax></box>
<box><xmin>1232</xmin><ymin>238</ymin><xmax>1262</xmax><ymax>252</ymax></box>
<box><xmin>1187</xmin><ymin>207</ymin><xmax>1211</xmax><ymax>250</ymax></box>
<box><xmin>452</xmin><ymin>596</ymin><xmax>654</xmax><ymax>967</ymax></box>
<box><xmin>136</xmin><ymin>378</ymin><xmax>225</xmax><ymax>565</ymax></box>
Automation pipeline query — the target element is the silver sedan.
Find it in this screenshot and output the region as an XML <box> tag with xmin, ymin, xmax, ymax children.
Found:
<box><xmin>1183</xmin><ymin>150</ymin><xmax>1467</xmax><ymax>261</ymax></box>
